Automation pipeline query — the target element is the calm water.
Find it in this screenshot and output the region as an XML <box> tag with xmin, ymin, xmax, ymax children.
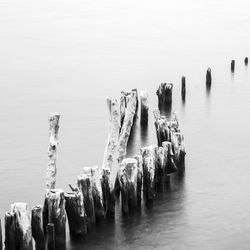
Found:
<box><xmin>1</xmin><ymin>0</ymin><xmax>250</xmax><ymax>249</ymax></box>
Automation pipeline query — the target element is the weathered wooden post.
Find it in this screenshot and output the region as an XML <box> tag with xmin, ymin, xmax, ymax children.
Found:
<box><xmin>119</xmin><ymin>158</ymin><xmax>138</xmax><ymax>214</ymax></box>
<box><xmin>10</xmin><ymin>203</ymin><xmax>33</xmax><ymax>250</ymax></box>
<box><xmin>90</xmin><ymin>166</ymin><xmax>105</xmax><ymax>220</ymax></box>
<box><xmin>155</xmin><ymin>147</ymin><xmax>164</xmax><ymax>187</ymax></box>
<box><xmin>141</xmin><ymin>146</ymin><xmax>157</xmax><ymax>204</ymax></box>
<box><xmin>181</xmin><ymin>76</ymin><xmax>186</xmax><ymax>100</ymax></box>
<box><xmin>65</xmin><ymin>190</ymin><xmax>87</xmax><ymax>237</ymax></box>
<box><xmin>140</xmin><ymin>91</ymin><xmax>149</xmax><ymax>125</ymax></box>
<box><xmin>46</xmin><ymin>113</ymin><xmax>60</xmax><ymax>190</ymax></box>
<box><xmin>171</xmin><ymin>132</ymin><xmax>186</xmax><ymax>174</ymax></box>
<box><xmin>156</xmin><ymin>83</ymin><xmax>173</xmax><ymax>107</ymax></box>
<box><xmin>102</xmin><ymin>98</ymin><xmax>120</xmax><ymax>216</ymax></box>
<box><xmin>4</xmin><ymin>212</ymin><xmax>15</xmax><ymax>250</ymax></box>
<box><xmin>46</xmin><ymin>223</ymin><xmax>55</xmax><ymax>250</ymax></box>
<box><xmin>231</xmin><ymin>60</ymin><xmax>235</xmax><ymax>72</ymax></box>
<box><xmin>118</xmin><ymin>89</ymin><xmax>138</xmax><ymax>163</ymax></box>
<box><xmin>32</xmin><ymin>205</ymin><xmax>45</xmax><ymax>250</ymax></box>
<box><xmin>153</xmin><ymin>110</ymin><xmax>169</xmax><ymax>146</ymax></box>
<box><xmin>134</xmin><ymin>155</ymin><xmax>143</xmax><ymax>205</ymax></box>
<box><xmin>245</xmin><ymin>57</ymin><xmax>248</xmax><ymax>65</ymax></box>
<box><xmin>77</xmin><ymin>169</ymin><xmax>96</xmax><ymax>227</ymax></box>
<box><xmin>43</xmin><ymin>189</ymin><xmax>66</xmax><ymax>250</ymax></box>
<box><xmin>162</xmin><ymin>141</ymin><xmax>177</xmax><ymax>175</ymax></box>
<box><xmin>206</xmin><ymin>68</ymin><xmax>212</xmax><ymax>85</ymax></box>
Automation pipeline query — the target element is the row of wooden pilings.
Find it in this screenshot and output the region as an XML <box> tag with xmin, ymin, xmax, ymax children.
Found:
<box><xmin>1</xmin><ymin>87</ymin><xmax>185</xmax><ymax>250</ymax></box>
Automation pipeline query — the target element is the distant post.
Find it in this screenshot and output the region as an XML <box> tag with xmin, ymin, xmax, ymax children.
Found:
<box><xmin>181</xmin><ymin>76</ymin><xmax>186</xmax><ymax>100</ymax></box>
<box><xmin>231</xmin><ymin>60</ymin><xmax>235</xmax><ymax>72</ymax></box>
<box><xmin>245</xmin><ymin>57</ymin><xmax>248</xmax><ymax>65</ymax></box>
<box><xmin>206</xmin><ymin>68</ymin><xmax>212</xmax><ymax>85</ymax></box>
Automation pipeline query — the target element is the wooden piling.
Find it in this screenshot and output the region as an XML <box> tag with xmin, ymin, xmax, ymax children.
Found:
<box><xmin>4</xmin><ymin>212</ymin><xmax>15</xmax><ymax>250</ymax></box>
<box><xmin>140</xmin><ymin>91</ymin><xmax>149</xmax><ymax>125</ymax></box>
<box><xmin>31</xmin><ymin>205</ymin><xmax>45</xmax><ymax>250</ymax></box>
<box><xmin>156</xmin><ymin>83</ymin><xmax>173</xmax><ymax>107</ymax></box>
<box><xmin>119</xmin><ymin>158</ymin><xmax>138</xmax><ymax>214</ymax></box>
<box><xmin>153</xmin><ymin>110</ymin><xmax>170</xmax><ymax>146</ymax></box>
<box><xmin>231</xmin><ymin>60</ymin><xmax>235</xmax><ymax>72</ymax></box>
<box><xmin>206</xmin><ymin>68</ymin><xmax>212</xmax><ymax>85</ymax></box>
<box><xmin>245</xmin><ymin>57</ymin><xmax>248</xmax><ymax>65</ymax></box>
<box><xmin>141</xmin><ymin>146</ymin><xmax>157</xmax><ymax>204</ymax></box>
<box><xmin>77</xmin><ymin>169</ymin><xmax>96</xmax><ymax>227</ymax></box>
<box><xmin>46</xmin><ymin>113</ymin><xmax>60</xmax><ymax>190</ymax></box>
<box><xmin>155</xmin><ymin>147</ymin><xmax>164</xmax><ymax>187</ymax></box>
<box><xmin>65</xmin><ymin>190</ymin><xmax>87</xmax><ymax>237</ymax></box>
<box><xmin>46</xmin><ymin>223</ymin><xmax>55</xmax><ymax>250</ymax></box>
<box><xmin>118</xmin><ymin>89</ymin><xmax>138</xmax><ymax>163</ymax></box>
<box><xmin>181</xmin><ymin>76</ymin><xmax>186</xmax><ymax>100</ymax></box>
<box><xmin>162</xmin><ymin>141</ymin><xmax>178</xmax><ymax>175</ymax></box>
<box><xmin>11</xmin><ymin>203</ymin><xmax>33</xmax><ymax>250</ymax></box>
<box><xmin>90</xmin><ymin>166</ymin><xmax>105</xmax><ymax>220</ymax></box>
<box><xmin>44</xmin><ymin>189</ymin><xmax>66</xmax><ymax>250</ymax></box>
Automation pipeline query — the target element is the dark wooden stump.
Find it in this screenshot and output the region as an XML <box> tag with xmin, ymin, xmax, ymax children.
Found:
<box><xmin>65</xmin><ymin>191</ymin><xmax>87</xmax><ymax>237</ymax></box>
<box><xmin>43</xmin><ymin>189</ymin><xmax>66</xmax><ymax>250</ymax></box>
<box><xmin>231</xmin><ymin>60</ymin><xmax>235</xmax><ymax>73</ymax></box>
<box><xmin>77</xmin><ymin>169</ymin><xmax>96</xmax><ymax>228</ymax></box>
<box><xmin>156</xmin><ymin>83</ymin><xmax>173</xmax><ymax>107</ymax></box>
<box><xmin>206</xmin><ymin>68</ymin><xmax>212</xmax><ymax>85</ymax></box>
<box><xmin>32</xmin><ymin>205</ymin><xmax>45</xmax><ymax>250</ymax></box>
<box><xmin>245</xmin><ymin>57</ymin><xmax>248</xmax><ymax>65</ymax></box>
<box><xmin>4</xmin><ymin>212</ymin><xmax>16</xmax><ymax>250</ymax></box>
<box><xmin>181</xmin><ymin>76</ymin><xmax>186</xmax><ymax>101</ymax></box>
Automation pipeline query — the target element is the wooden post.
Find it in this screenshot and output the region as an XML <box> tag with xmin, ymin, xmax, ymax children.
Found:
<box><xmin>181</xmin><ymin>76</ymin><xmax>186</xmax><ymax>100</ymax></box>
<box><xmin>141</xmin><ymin>146</ymin><xmax>157</xmax><ymax>204</ymax></box>
<box><xmin>231</xmin><ymin>60</ymin><xmax>235</xmax><ymax>73</ymax></box>
<box><xmin>118</xmin><ymin>89</ymin><xmax>138</xmax><ymax>163</ymax></box>
<box><xmin>156</xmin><ymin>83</ymin><xmax>173</xmax><ymax>107</ymax></box>
<box><xmin>140</xmin><ymin>91</ymin><xmax>149</xmax><ymax>125</ymax></box>
<box><xmin>134</xmin><ymin>155</ymin><xmax>143</xmax><ymax>205</ymax></box>
<box><xmin>162</xmin><ymin>141</ymin><xmax>177</xmax><ymax>175</ymax></box>
<box><xmin>4</xmin><ymin>212</ymin><xmax>15</xmax><ymax>250</ymax></box>
<box><xmin>153</xmin><ymin>109</ymin><xmax>170</xmax><ymax>146</ymax></box>
<box><xmin>46</xmin><ymin>223</ymin><xmax>55</xmax><ymax>250</ymax></box>
<box><xmin>32</xmin><ymin>205</ymin><xmax>45</xmax><ymax>250</ymax></box>
<box><xmin>90</xmin><ymin>166</ymin><xmax>105</xmax><ymax>220</ymax></box>
<box><xmin>44</xmin><ymin>189</ymin><xmax>66</xmax><ymax>250</ymax></box>
<box><xmin>245</xmin><ymin>57</ymin><xmax>248</xmax><ymax>65</ymax></box>
<box><xmin>119</xmin><ymin>158</ymin><xmax>138</xmax><ymax>214</ymax></box>
<box><xmin>46</xmin><ymin>113</ymin><xmax>60</xmax><ymax>190</ymax></box>
<box><xmin>10</xmin><ymin>203</ymin><xmax>33</xmax><ymax>250</ymax></box>
<box><xmin>155</xmin><ymin>147</ymin><xmax>164</xmax><ymax>187</ymax></box>
<box><xmin>65</xmin><ymin>191</ymin><xmax>87</xmax><ymax>237</ymax></box>
<box><xmin>206</xmin><ymin>68</ymin><xmax>212</xmax><ymax>85</ymax></box>
<box><xmin>77</xmin><ymin>169</ymin><xmax>96</xmax><ymax>227</ymax></box>
<box><xmin>171</xmin><ymin>132</ymin><xmax>186</xmax><ymax>174</ymax></box>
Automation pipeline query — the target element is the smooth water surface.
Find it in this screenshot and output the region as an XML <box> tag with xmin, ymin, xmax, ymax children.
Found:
<box><xmin>0</xmin><ymin>0</ymin><xmax>250</xmax><ymax>249</ymax></box>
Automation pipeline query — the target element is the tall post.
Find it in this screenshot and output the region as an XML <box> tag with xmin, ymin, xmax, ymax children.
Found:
<box><xmin>245</xmin><ymin>57</ymin><xmax>248</xmax><ymax>65</ymax></box>
<box><xmin>156</xmin><ymin>83</ymin><xmax>173</xmax><ymax>107</ymax></box>
<box><xmin>206</xmin><ymin>68</ymin><xmax>212</xmax><ymax>85</ymax></box>
<box><xmin>46</xmin><ymin>113</ymin><xmax>60</xmax><ymax>190</ymax></box>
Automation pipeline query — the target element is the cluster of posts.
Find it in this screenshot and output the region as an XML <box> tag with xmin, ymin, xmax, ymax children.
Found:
<box><xmin>2</xmin><ymin>56</ymin><xmax>248</xmax><ymax>249</ymax></box>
